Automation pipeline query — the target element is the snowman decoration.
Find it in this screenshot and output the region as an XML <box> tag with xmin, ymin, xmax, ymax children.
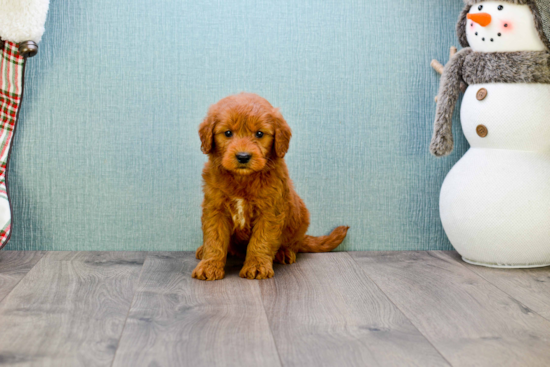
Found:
<box><xmin>431</xmin><ymin>0</ymin><xmax>550</xmax><ymax>267</ymax></box>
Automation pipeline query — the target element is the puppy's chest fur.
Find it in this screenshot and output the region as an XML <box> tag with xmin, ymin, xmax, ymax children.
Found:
<box><xmin>228</xmin><ymin>198</ymin><xmax>255</xmax><ymax>231</ymax></box>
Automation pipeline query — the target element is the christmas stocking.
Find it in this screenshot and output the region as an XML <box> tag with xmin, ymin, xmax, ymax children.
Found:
<box><xmin>0</xmin><ymin>0</ymin><xmax>49</xmax><ymax>249</ymax></box>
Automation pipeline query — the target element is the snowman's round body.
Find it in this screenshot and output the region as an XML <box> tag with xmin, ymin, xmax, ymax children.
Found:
<box><xmin>440</xmin><ymin>83</ymin><xmax>550</xmax><ymax>267</ymax></box>
<box><xmin>439</xmin><ymin>1</ymin><xmax>550</xmax><ymax>267</ymax></box>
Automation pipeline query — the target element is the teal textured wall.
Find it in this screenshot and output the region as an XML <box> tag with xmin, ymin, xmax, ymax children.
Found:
<box><xmin>6</xmin><ymin>0</ymin><xmax>468</xmax><ymax>251</ymax></box>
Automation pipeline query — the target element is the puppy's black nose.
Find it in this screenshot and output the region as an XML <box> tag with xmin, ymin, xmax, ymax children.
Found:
<box><xmin>236</xmin><ymin>152</ymin><xmax>252</xmax><ymax>164</ymax></box>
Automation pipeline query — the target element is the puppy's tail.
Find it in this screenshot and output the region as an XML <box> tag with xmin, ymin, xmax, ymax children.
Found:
<box><xmin>299</xmin><ymin>226</ymin><xmax>350</xmax><ymax>253</ymax></box>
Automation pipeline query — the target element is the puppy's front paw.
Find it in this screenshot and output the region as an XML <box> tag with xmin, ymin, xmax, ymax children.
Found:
<box><xmin>240</xmin><ymin>259</ymin><xmax>274</xmax><ymax>280</ymax></box>
<box><xmin>192</xmin><ymin>260</ymin><xmax>225</xmax><ymax>281</ymax></box>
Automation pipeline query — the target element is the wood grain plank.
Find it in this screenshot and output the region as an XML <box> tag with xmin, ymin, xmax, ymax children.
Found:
<box><xmin>441</xmin><ymin>251</ymin><xmax>550</xmax><ymax>321</ymax></box>
<box><xmin>351</xmin><ymin>251</ymin><xmax>550</xmax><ymax>367</ymax></box>
<box><xmin>0</xmin><ymin>251</ymin><xmax>146</xmax><ymax>367</ymax></box>
<box><xmin>260</xmin><ymin>253</ymin><xmax>449</xmax><ymax>367</ymax></box>
<box><xmin>112</xmin><ymin>252</ymin><xmax>281</xmax><ymax>367</ymax></box>
<box><xmin>0</xmin><ymin>251</ymin><xmax>45</xmax><ymax>303</ymax></box>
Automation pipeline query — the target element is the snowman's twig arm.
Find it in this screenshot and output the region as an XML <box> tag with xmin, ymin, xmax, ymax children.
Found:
<box><xmin>432</xmin><ymin>46</ymin><xmax>457</xmax><ymax>75</ymax></box>
<box><xmin>430</xmin><ymin>47</ymin><xmax>472</xmax><ymax>157</ymax></box>
<box><xmin>431</xmin><ymin>60</ymin><xmax>445</xmax><ymax>75</ymax></box>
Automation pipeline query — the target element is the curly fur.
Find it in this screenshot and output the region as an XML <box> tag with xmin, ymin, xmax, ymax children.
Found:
<box><xmin>463</xmin><ymin>50</ymin><xmax>550</xmax><ymax>83</ymax></box>
<box><xmin>531</xmin><ymin>2</ymin><xmax>550</xmax><ymax>51</ymax></box>
<box><xmin>457</xmin><ymin>6</ymin><xmax>471</xmax><ymax>48</ymax></box>
<box><xmin>192</xmin><ymin>93</ymin><xmax>349</xmax><ymax>281</ymax></box>
<box><xmin>0</xmin><ymin>0</ymin><xmax>50</xmax><ymax>43</ymax></box>
<box><xmin>430</xmin><ymin>48</ymin><xmax>473</xmax><ymax>157</ymax></box>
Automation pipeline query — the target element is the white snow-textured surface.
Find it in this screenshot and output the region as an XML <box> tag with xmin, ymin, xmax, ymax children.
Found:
<box><xmin>440</xmin><ymin>83</ymin><xmax>550</xmax><ymax>267</ymax></box>
<box><xmin>461</xmin><ymin>83</ymin><xmax>550</xmax><ymax>151</ymax></box>
<box><xmin>466</xmin><ymin>1</ymin><xmax>546</xmax><ymax>52</ymax></box>
<box><xmin>440</xmin><ymin>149</ymin><xmax>550</xmax><ymax>267</ymax></box>
<box><xmin>0</xmin><ymin>0</ymin><xmax>50</xmax><ymax>43</ymax></box>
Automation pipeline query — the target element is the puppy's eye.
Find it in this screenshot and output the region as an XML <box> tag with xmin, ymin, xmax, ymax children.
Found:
<box><xmin>224</xmin><ymin>131</ymin><xmax>233</xmax><ymax>138</ymax></box>
<box><xmin>255</xmin><ymin>131</ymin><xmax>264</xmax><ymax>138</ymax></box>
<box><xmin>478</xmin><ymin>5</ymin><xmax>483</xmax><ymax>10</ymax></box>
<box><xmin>498</xmin><ymin>5</ymin><xmax>503</xmax><ymax>10</ymax></box>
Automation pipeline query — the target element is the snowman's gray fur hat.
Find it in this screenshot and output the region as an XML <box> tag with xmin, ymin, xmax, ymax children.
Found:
<box><xmin>457</xmin><ymin>0</ymin><xmax>550</xmax><ymax>50</ymax></box>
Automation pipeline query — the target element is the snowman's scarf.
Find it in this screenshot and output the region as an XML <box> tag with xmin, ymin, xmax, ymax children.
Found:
<box><xmin>430</xmin><ymin>48</ymin><xmax>550</xmax><ymax>156</ymax></box>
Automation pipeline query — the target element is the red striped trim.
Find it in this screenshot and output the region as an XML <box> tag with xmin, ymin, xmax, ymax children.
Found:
<box><xmin>0</xmin><ymin>40</ymin><xmax>25</xmax><ymax>250</ymax></box>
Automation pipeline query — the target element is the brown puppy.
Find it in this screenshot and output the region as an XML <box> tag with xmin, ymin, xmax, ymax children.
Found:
<box><xmin>193</xmin><ymin>93</ymin><xmax>349</xmax><ymax>280</ymax></box>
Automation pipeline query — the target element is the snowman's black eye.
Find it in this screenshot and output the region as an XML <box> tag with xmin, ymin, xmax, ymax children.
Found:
<box><xmin>498</xmin><ymin>5</ymin><xmax>504</xmax><ymax>10</ymax></box>
<box><xmin>478</xmin><ymin>5</ymin><xmax>483</xmax><ymax>10</ymax></box>
<box><xmin>225</xmin><ymin>131</ymin><xmax>233</xmax><ymax>137</ymax></box>
<box><xmin>255</xmin><ymin>131</ymin><xmax>264</xmax><ymax>138</ymax></box>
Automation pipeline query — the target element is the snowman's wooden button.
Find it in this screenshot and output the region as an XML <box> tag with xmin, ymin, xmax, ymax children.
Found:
<box><xmin>476</xmin><ymin>88</ymin><xmax>488</xmax><ymax>101</ymax></box>
<box><xmin>476</xmin><ymin>125</ymin><xmax>488</xmax><ymax>138</ymax></box>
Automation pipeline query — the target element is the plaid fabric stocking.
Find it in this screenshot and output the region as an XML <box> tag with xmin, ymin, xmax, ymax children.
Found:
<box><xmin>0</xmin><ymin>41</ymin><xmax>26</xmax><ymax>249</ymax></box>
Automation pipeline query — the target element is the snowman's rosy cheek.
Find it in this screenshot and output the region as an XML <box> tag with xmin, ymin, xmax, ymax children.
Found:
<box><xmin>500</xmin><ymin>21</ymin><xmax>513</xmax><ymax>33</ymax></box>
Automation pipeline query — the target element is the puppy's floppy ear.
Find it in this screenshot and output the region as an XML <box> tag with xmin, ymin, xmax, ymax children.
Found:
<box><xmin>198</xmin><ymin>109</ymin><xmax>216</xmax><ymax>154</ymax></box>
<box><xmin>272</xmin><ymin>108</ymin><xmax>292</xmax><ymax>158</ymax></box>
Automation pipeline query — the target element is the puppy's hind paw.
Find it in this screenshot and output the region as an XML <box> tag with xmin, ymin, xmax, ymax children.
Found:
<box><xmin>192</xmin><ymin>261</ymin><xmax>225</xmax><ymax>281</ymax></box>
<box><xmin>195</xmin><ymin>245</ymin><xmax>204</xmax><ymax>260</ymax></box>
<box><xmin>275</xmin><ymin>248</ymin><xmax>296</xmax><ymax>265</ymax></box>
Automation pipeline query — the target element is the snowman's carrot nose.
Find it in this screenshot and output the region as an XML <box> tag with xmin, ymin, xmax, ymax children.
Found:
<box><xmin>467</xmin><ymin>13</ymin><xmax>492</xmax><ymax>27</ymax></box>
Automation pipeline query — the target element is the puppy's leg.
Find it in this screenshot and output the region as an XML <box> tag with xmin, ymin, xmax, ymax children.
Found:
<box><xmin>275</xmin><ymin>203</ymin><xmax>308</xmax><ymax>265</ymax></box>
<box><xmin>240</xmin><ymin>217</ymin><xmax>281</xmax><ymax>280</ymax></box>
<box><xmin>192</xmin><ymin>209</ymin><xmax>231</xmax><ymax>281</ymax></box>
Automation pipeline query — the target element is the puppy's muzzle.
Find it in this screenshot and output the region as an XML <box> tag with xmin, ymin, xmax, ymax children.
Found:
<box><xmin>236</xmin><ymin>152</ymin><xmax>252</xmax><ymax>164</ymax></box>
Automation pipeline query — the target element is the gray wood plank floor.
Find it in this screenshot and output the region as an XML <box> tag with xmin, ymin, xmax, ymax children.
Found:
<box><xmin>0</xmin><ymin>251</ymin><xmax>44</xmax><ymax>303</ymax></box>
<box><xmin>443</xmin><ymin>251</ymin><xmax>550</xmax><ymax>321</ymax></box>
<box><xmin>0</xmin><ymin>252</ymin><xmax>146</xmax><ymax>367</ymax></box>
<box><xmin>112</xmin><ymin>253</ymin><xmax>281</xmax><ymax>367</ymax></box>
<box><xmin>260</xmin><ymin>253</ymin><xmax>448</xmax><ymax>367</ymax></box>
<box><xmin>351</xmin><ymin>251</ymin><xmax>550</xmax><ymax>367</ymax></box>
<box><xmin>0</xmin><ymin>250</ymin><xmax>549</xmax><ymax>367</ymax></box>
